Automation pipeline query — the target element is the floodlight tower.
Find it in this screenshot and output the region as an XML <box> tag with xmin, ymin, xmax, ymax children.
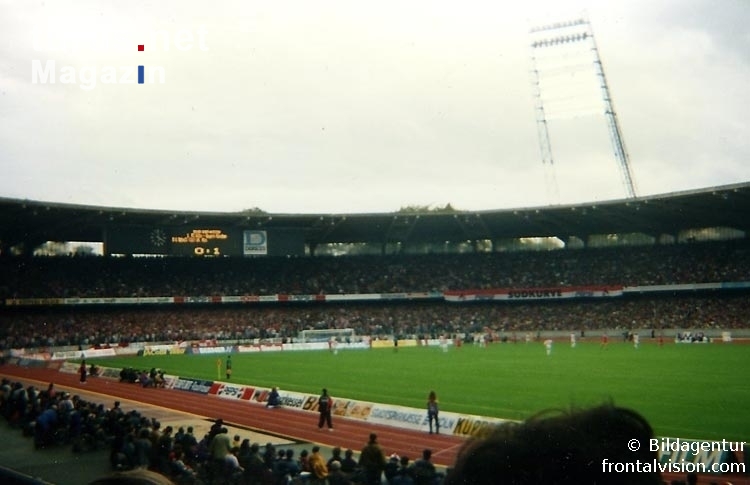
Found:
<box><xmin>529</xmin><ymin>15</ymin><xmax>638</xmax><ymax>199</ymax></box>
<box><xmin>529</xmin><ymin>48</ymin><xmax>560</xmax><ymax>203</ymax></box>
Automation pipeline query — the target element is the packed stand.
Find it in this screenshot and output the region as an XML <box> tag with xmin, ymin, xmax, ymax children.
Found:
<box><xmin>1</xmin><ymin>293</ymin><xmax>748</xmax><ymax>351</ymax></box>
<box><xmin>1</xmin><ymin>239</ymin><xmax>749</xmax><ymax>299</ymax></box>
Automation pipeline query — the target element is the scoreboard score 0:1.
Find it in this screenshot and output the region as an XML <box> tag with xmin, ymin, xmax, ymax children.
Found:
<box><xmin>169</xmin><ymin>228</ymin><xmax>237</xmax><ymax>256</ymax></box>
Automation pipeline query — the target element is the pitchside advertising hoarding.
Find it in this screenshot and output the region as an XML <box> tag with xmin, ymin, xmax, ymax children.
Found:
<box><xmin>105</xmin><ymin>226</ymin><xmax>304</xmax><ymax>256</ymax></box>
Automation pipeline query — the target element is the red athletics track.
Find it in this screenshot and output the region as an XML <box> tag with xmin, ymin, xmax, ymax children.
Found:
<box><xmin>0</xmin><ymin>364</ymin><xmax>466</xmax><ymax>468</ymax></box>
<box><xmin>3</xmin><ymin>364</ymin><xmax>747</xmax><ymax>485</ymax></box>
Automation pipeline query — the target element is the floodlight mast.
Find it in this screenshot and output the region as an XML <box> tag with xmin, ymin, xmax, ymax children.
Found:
<box><xmin>529</xmin><ymin>16</ymin><xmax>638</xmax><ymax>199</ymax></box>
<box><xmin>588</xmin><ymin>20</ymin><xmax>638</xmax><ymax>198</ymax></box>
<box><xmin>530</xmin><ymin>48</ymin><xmax>560</xmax><ymax>203</ymax></box>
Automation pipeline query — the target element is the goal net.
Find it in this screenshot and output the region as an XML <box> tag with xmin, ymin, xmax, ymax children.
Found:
<box><xmin>298</xmin><ymin>328</ymin><xmax>356</xmax><ymax>343</ymax></box>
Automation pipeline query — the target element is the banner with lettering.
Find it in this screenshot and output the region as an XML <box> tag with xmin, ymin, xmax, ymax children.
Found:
<box><xmin>444</xmin><ymin>285</ymin><xmax>623</xmax><ymax>302</ymax></box>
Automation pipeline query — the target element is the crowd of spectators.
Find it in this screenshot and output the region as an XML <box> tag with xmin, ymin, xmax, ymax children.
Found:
<box><xmin>0</xmin><ymin>239</ymin><xmax>748</xmax><ymax>351</ymax></box>
<box><xmin>2</xmin><ymin>378</ymin><xmax>111</xmax><ymax>452</ymax></box>
<box><xmin>1</xmin><ymin>239</ymin><xmax>749</xmax><ymax>299</ymax></box>
<box><xmin>0</xmin><ymin>294</ymin><xmax>748</xmax><ymax>351</ymax></box>
<box><xmin>0</xmin><ymin>378</ymin><xmax>444</xmax><ymax>484</ymax></box>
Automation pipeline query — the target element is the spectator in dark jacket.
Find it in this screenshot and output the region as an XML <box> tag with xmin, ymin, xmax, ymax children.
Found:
<box><xmin>359</xmin><ymin>433</ymin><xmax>387</xmax><ymax>485</ymax></box>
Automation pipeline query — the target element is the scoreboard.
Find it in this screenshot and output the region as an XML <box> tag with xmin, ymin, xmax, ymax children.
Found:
<box><xmin>106</xmin><ymin>226</ymin><xmax>271</xmax><ymax>257</ymax></box>
<box><xmin>170</xmin><ymin>228</ymin><xmax>236</xmax><ymax>256</ymax></box>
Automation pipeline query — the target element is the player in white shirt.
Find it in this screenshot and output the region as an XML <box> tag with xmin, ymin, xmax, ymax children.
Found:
<box><xmin>544</xmin><ymin>339</ymin><xmax>553</xmax><ymax>356</ymax></box>
<box><xmin>570</xmin><ymin>333</ymin><xmax>576</xmax><ymax>348</ymax></box>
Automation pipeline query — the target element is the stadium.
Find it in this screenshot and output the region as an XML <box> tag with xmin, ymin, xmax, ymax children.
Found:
<box><xmin>1</xmin><ymin>181</ymin><xmax>750</xmax><ymax>484</ymax></box>
<box><xmin>3</xmin><ymin>2</ymin><xmax>750</xmax><ymax>485</ymax></box>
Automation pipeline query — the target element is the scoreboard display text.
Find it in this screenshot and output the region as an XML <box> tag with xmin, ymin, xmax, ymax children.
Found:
<box><xmin>106</xmin><ymin>226</ymin><xmax>269</xmax><ymax>256</ymax></box>
<box><xmin>170</xmin><ymin>228</ymin><xmax>232</xmax><ymax>256</ymax></box>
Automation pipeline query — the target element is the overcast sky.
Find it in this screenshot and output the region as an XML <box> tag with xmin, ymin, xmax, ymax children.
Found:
<box><xmin>1</xmin><ymin>0</ymin><xmax>748</xmax><ymax>214</ymax></box>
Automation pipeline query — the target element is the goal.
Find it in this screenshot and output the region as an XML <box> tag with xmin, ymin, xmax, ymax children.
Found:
<box><xmin>298</xmin><ymin>328</ymin><xmax>356</xmax><ymax>343</ymax></box>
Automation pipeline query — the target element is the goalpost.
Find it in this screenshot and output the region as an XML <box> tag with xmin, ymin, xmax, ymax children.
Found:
<box><xmin>298</xmin><ymin>328</ymin><xmax>356</xmax><ymax>343</ymax></box>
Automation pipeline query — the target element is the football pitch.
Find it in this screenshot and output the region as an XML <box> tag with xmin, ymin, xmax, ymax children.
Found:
<box><xmin>90</xmin><ymin>341</ymin><xmax>750</xmax><ymax>443</ymax></box>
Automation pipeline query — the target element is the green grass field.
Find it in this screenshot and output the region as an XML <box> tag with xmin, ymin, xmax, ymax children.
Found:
<box><xmin>89</xmin><ymin>341</ymin><xmax>750</xmax><ymax>443</ymax></box>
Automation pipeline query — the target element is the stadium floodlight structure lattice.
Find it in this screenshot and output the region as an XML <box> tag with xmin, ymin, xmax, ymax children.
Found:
<box><xmin>529</xmin><ymin>14</ymin><xmax>638</xmax><ymax>200</ymax></box>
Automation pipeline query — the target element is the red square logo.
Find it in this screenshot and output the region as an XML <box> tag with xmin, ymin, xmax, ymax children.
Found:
<box><xmin>138</xmin><ymin>45</ymin><xmax>144</xmax><ymax>51</ymax></box>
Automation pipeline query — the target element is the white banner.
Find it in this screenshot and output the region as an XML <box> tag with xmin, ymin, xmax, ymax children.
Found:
<box><xmin>444</xmin><ymin>286</ymin><xmax>623</xmax><ymax>302</ymax></box>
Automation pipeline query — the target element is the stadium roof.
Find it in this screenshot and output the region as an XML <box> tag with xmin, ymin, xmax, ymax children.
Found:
<box><xmin>1</xmin><ymin>182</ymin><xmax>749</xmax><ymax>250</ymax></box>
